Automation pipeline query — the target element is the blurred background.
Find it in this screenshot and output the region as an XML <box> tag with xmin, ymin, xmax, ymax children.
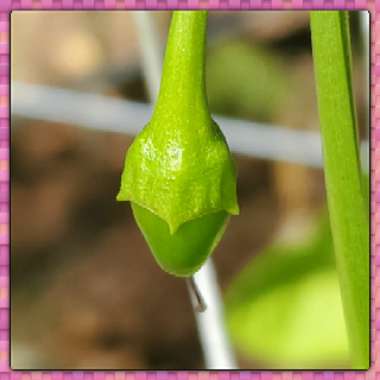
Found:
<box><xmin>10</xmin><ymin>11</ymin><xmax>369</xmax><ymax>370</ymax></box>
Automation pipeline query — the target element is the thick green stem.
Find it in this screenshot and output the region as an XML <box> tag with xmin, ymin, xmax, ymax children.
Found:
<box><xmin>152</xmin><ymin>11</ymin><xmax>210</xmax><ymax>122</ymax></box>
<box><xmin>310</xmin><ymin>11</ymin><xmax>369</xmax><ymax>369</ymax></box>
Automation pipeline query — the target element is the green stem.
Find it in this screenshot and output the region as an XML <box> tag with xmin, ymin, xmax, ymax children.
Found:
<box><xmin>152</xmin><ymin>11</ymin><xmax>210</xmax><ymax>122</ymax></box>
<box><xmin>310</xmin><ymin>11</ymin><xmax>369</xmax><ymax>369</ymax></box>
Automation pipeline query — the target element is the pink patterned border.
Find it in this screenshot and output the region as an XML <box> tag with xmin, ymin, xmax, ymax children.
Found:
<box><xmin>3</xmin><ymin>1</ymin><xmax>377</xmax><ymax>378</ymax></box>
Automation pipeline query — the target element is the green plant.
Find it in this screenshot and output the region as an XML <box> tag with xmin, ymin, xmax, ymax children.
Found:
<box><xmin>225</xmin><ymin>215</ymin><xmax>350</xmax><ymax>368</ymax></box>
<box><xmin>206</xmin><ymin>41</ymin><xmax>290</xmax><ymax>121</ymax></box>
<box><xmin>310</xmin><ymin>11</ymin><xmax>369</xmax><ymax>369</ymax></box>
<box><xmin>224</xmin><ymin>12</ymin><xmax>368</xmax><ymax>370</ymax></box>
<box><xmin>226</xmin><ymin>176</ymin><xmax>369</xmax><ymax>369</ymax></box>
<box><xmin>116</xmin><ymin>10</ymin><xmax>368</xmax><ymax>369</ymax></box>
<box><xmin>117</xmin><ymin>11</ymin><xmax>239</xmax><ymax>277</ymax></box>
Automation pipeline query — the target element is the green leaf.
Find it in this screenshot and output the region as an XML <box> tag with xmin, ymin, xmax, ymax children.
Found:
<box><xmin>207</xmin><ymin>42</ymin><xmax>289</xmax><ymax>121</ymax></box>
<box><xmin>310</xmin><ymin>11</ymin><xmax>369</xmax><ymax>369</ymax></box>
<box><xmin>225</xmin><ymin>217</ymin><xmax>350</xmax><ymax>368</ymax></box>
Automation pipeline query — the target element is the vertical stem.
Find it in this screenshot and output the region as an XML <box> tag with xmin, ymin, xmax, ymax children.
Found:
<box><xmin>133</xmin><ymin>11</ymin><xmax>237</xmax><ymax>369</ymax></box>
<box><xmin>152</xmin><ymin>11</ymin><xmax>210</xmax><ymax>122</ymax></box>
<box><xmin>310</xmin><ymin>11</ymin><xmax>369</xmax><ymax>368</ymax></box>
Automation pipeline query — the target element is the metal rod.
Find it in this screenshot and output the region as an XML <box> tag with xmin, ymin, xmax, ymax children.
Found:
<box><xmin>132</xmin><ymin>11</ymin><xmax>162</xmax><ymax>101</ymax></box>
<box><xmin>193</xmin><ymin>260</ymin><xmax>237</xmax><ymax>369</ymax></box>
<box><xmin>186</xmin><ymin>277</ymin><xmax>207</xmax><ymax>313</ymax></box>
<box><xmin>11</xmin><ymin>81</ymin><xmax>370</xmax><ymax>173</ymax></box>
<box><xmin>11</xmin><ymin>81</ymin><xmax>325</xmax><ymax>168</ymax></box>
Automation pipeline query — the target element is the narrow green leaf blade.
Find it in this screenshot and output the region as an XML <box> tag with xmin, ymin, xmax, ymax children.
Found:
<box><xmin>310</xmin><ymin>11</ymin><xmax>369</xmax><ymax>368</ymax></box>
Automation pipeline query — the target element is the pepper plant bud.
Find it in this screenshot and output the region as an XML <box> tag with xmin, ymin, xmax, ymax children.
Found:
<box><xmin>117</xmin><ymin>10</ymin><xmax>239</xmax><ymax>277</ymax></box>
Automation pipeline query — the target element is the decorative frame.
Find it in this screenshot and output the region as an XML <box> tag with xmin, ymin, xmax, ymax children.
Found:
<box><xmin>3</xmin><ymin>1</ymin><xmax>378</xmax><ymax>378</ymax></box>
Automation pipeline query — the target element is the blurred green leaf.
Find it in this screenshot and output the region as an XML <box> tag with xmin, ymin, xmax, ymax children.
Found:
<box><xmin>225</xmin><ymin>216</ymin><xmax>350</xmax><ymax>368</ymax></box>
<box><xmin>207</xmin><ymin>41</ymin><xmax>290</xmax><ymax>122</ymax></box>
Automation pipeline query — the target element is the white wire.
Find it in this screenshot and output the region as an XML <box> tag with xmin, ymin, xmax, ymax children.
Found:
<box><xmin>132</xmin><ymin>12</ymin><xmax>162</xmax><ymax>100</ymax></box>
<box><xmin>193</xmin><ymin>260</ymin><xmax>238</xmax><ymax>369</ymax></box>
<box><xmin>11</xmin><ymin>81</ymin><xmax>326</xmax><ymax>168</ymax></box>
<box><xmin>13</xmin><ymin>80</ymin><xmax>370</xmax><ymax>172</ymax></box>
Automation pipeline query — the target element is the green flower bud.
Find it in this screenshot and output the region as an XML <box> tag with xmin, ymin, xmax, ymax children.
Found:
<box><xmin>117</xmin><ymin>10</ymin><xmax>239</xmax><ymax>277</ymax></box>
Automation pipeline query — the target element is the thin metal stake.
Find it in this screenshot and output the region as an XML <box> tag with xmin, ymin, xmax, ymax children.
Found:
<box><xmin>186</xmin><ymin>276</ymin><xmax>207</xmax><ymax>313</ymax></box>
